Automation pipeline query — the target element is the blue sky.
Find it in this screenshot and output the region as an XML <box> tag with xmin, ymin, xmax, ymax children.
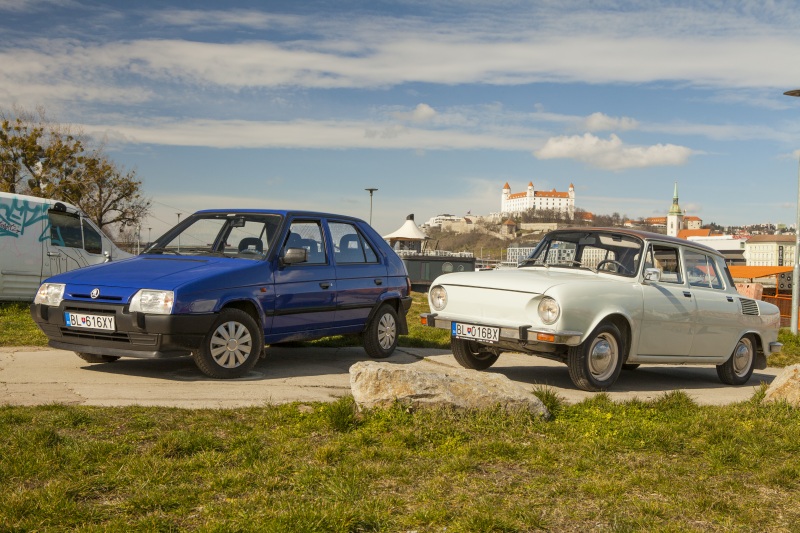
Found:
<box><xmin>3</xmin><ymin>0</ymin><xmax>800</xmax><ymax>238</ymax></box>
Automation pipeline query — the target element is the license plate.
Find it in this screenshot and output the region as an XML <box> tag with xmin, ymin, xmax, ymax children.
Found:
<box><xmin>64</xmin><ymin>312</ymin><xmax>115</xmax><ymax>331</ymax></box>
<box><xmin>452</xmin><ymin>322</ymin><xmax>500</xmax><ymax>343</ymax></box>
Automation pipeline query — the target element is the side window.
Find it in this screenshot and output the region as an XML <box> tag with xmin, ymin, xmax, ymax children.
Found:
<box><xmin>49</xmin><ymin>211</ymin><xmax>83</xmax><ymax>249</ymax></box>
<box><xmin>284</xmin><ymin>221</ymin><xmax>326</xmax><ymax>265</ymax></box>
<box><xmin>645</xmin><ymin>244</ymin><xmax>683</xmax><ymax>284</ymax></box>
<box><xmin>329</xmin><ymin>222</ymin><xmax>378</xmax><ymax>264</ymax></box>
<box><xmin>82</xmin><ymin>220</ymin><xmax>103</xmax><ymax>255</ymax></box>
<box><xmin>684</xmin><ymin>250</ymin><xmax>724</xmax><ymax>290</ymax></box>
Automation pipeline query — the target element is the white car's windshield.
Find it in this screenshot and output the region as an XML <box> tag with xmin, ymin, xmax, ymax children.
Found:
<box><xmin>522</xmin><ymin>231</ymin><xmax>643</xmax><ymax>277</ymax></box>
<box><xmin>144</xmin><ymin>214</ymin><xmax>282</xmax><ymax>259</ymax></box>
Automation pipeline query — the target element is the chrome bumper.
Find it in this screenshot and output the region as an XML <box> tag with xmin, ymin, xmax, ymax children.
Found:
<box><xmin>420</xmin><ymin>313</ymin><xmax>583</xmax><ymax>346</ymax></box>
<box><xmin>769</xmin><ymin>342</ymin><xmax>783</xmax><ymax>354</ymax></box>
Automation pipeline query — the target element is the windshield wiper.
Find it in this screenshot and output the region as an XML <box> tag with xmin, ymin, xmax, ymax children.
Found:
<box><xmin>143</xmin><ymin>247</ymin><xmax>182</xmax><ymax>255</ymax></box>
<box><xmin>519</xmin><ymin>258</ymin><xmax>548</xmax><ymax>268</ymax></box>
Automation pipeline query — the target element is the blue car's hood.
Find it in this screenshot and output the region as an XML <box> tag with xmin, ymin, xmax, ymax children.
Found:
<box><xmin>48</xmin><ymin>255</ymin><xmax>266</xmax><ymax>290</ymax></box>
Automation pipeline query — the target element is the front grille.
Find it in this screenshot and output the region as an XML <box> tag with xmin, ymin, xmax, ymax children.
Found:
<box><xmin>63</xmin><ymin>305</ymin><xmax>118</xmax><ymax>316</ymax></box>
<box><xmin>739</xmin><ymin>298</ymin><xmax>760</xmax><ymax>316</ymax></box>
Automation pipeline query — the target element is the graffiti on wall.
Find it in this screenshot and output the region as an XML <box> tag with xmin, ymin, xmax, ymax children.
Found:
<box><xmin>0</xmin><ymin>197</ymin><xmax>49</xmax><ymax>242</ymax></box>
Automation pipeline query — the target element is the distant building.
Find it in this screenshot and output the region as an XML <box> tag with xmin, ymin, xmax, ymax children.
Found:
<box><xmin>641</xmin><ymin>183</ymin><xmax>702</xmax><ymax>236</ymax></box>
<box><xmin>744</xmin><ymin>234</ymin><xmax>797</xmax><ymax>267</ymax></box>
<box><xmin>501</xmin><ymin>182</ymin><xmax>575</xmax><ymax>218</ymax></box>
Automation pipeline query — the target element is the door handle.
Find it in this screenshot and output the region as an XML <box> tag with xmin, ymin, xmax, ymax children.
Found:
<box><xmin>47</xmin><ymin>251</ymin><xmax>61</xmax><ymax>257</ymax></box>
<box><xmin>683</xmin><ymin>291</ymin><xmax>692</xmax><ymax>298</ymax></box>
<box><xmin>320</xmin><ymin>282</ymin><xmax>331</xmax><ymax>289</ymax></box>
<box><xmin>374</xmin><ymin>279</ymin><xmax>383</xmax><ymax>286</ymax></box>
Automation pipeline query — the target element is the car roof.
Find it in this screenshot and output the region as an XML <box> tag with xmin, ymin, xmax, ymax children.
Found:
<box><xmin>193</xmin><ymin>209</ymin><xmax>366</xmax><ymax>223</ymax></box>
<box><xmin>550</xmin><ymin>227</ymin><xmax>722</xmax><ymax>257</ymax></box>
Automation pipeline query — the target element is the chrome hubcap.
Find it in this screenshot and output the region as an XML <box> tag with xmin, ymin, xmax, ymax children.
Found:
<box><xmin>377</xmin><ymin>313</ymin><xmax>396</xmax><ymax>349</ymax></box>
<box><xmin>210</xmin><ymin>321</ymin><xmax>252</xmax><ymax>368</ymax></box>
<box><xmin>589</xmin><ymin>333</ymin><xmax>618</xmax><ymax>381</ymax></box>
<box><xmin>733</xmin><ymin>338</ymin><xmax>754</xmax><ymax>376</ymax></box>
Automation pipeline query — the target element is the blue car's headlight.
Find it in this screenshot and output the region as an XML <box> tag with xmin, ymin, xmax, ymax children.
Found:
<box><xmin>130</xmin><ymin>289</ymin><xmax>175</xmax><ymax>314</ymax></box>
<box><xmin>34</xmin><ymin>283</ymin><xmax>65</xmax><ymax>306</ymax></box>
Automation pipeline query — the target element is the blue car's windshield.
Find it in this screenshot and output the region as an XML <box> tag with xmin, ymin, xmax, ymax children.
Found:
<box><xmin>144</xmin><ymin>214</ymin><xmax>282</xmax><ymax>259</ymax></box>
<box><xmin>521</xmin><ymin>231</ymin><xmax>643</xmax><ymax>277</ymax></box>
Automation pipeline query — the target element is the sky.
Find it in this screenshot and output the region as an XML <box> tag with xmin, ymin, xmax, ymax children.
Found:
<box><xmin>3</xmin><ymin>0</ymin><xmax>800</xmax><ymax>239</ymax></box>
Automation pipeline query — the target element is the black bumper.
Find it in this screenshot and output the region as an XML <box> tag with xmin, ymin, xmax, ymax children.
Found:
<box><xmin>30</xmin><ymin>301</ymin><xmax>217</xmax><ymax>359</ymax></box>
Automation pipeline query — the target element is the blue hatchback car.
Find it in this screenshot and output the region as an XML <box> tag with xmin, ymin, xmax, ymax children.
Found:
<box><xmin>30</xmin><ymin>209</ymin><xmax>412</xmax><ymax>378</ymax></box>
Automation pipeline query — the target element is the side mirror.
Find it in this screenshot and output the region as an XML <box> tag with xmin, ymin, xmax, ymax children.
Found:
<box><xmin>643</xmin><ymin>268</ymin><xmax>661</xmax><ymax>283</ymax></box>
<box><xmin>280</xmin><ymin>247</ymin><xmax>308</xmax><ymax>266</ymax></box>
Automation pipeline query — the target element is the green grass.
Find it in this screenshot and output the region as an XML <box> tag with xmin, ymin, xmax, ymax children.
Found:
<box><xmin>0</xmin><ymin>302</ymin><xmax>47</xmax><ymax>346</ymax></box>
<box><xmin>3</xmin><ymin>299</ymin><xmax>800</xmax><ymax>529</ymax></box>
<box><xmin>1</xmin><ymin>394</ymin><xmax>799</xmax><ymax>531</ymax></box>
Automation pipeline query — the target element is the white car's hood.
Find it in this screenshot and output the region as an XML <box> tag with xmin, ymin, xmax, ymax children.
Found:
<box><xmin>435</xmin><ymin>267</ymin><xmax>613</xmax><ymax>294</ymax></box>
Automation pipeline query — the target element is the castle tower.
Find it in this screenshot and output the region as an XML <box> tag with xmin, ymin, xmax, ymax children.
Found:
<box><xmin>666</xmin><ymin>182</ymin><xmax>684</xmax><ymax>237</ymax></box>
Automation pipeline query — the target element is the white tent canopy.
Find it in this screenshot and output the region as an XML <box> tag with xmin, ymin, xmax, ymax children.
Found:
<box><xmin>382</xmin><ymin>214</ymin><xmax>428</xmax><ymax>241</ymax></box>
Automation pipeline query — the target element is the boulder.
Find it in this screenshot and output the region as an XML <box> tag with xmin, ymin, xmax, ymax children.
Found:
<box><xmin>763</xmin><ymin>364</ymin><xmax>800</xmax><ymax>406</ymax></box>
<box><xmin>348</xmin><ymin>361</ymin><xmax>550</xmax><ymax>418</ymax></box>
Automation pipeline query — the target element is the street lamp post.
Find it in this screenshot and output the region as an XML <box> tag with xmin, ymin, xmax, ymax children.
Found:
<box><xmin>784</xmin><ymin>89</ymin><xmax>800</xmax><ymax>334</ymax></box>
<box><xmin>365</xmin><ymin>188</ymin><xmax>378</xmax><ymax>226</ymax></box>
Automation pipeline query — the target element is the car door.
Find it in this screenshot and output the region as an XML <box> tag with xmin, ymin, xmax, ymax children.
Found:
<box><xmin>685</xmin><ymin>250</ymin><xmax>741</xmax><ymax>357</ymax></box>
<box><xmin>329</xmin><ymin>220</ymin><xmax>388</xmax><ymax>330</ymax></box>
<box><xmin>637</xmin><ymin>243</ymin><xmax>696</xmax><ymax>356</ymax></box>
<box><xmin>270</xmin><ymin>219</ymin><xmax>338</xmax><ymax>339</ymax></box>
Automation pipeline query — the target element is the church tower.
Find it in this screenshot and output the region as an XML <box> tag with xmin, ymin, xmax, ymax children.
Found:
<box><xmin>666</xmin><ymin>182</ymin><xmax>684</xmax><ymax>237</ymax></box>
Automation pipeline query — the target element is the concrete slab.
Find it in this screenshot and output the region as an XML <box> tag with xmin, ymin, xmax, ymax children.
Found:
<box><xmin>0</xmin><ymin>346</ymin><xmax>782</xmax><ymax>408</ymax></box>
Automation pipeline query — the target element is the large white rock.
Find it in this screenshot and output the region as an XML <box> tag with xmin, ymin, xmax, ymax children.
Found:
<box><xmin>763</xmin><ymin>364</ymin><xmax>800</xmax><ymax>406</ymax></box>
<box><xmin>349</xmin><ymin>361</ymin><xmax>550</xmax><ymax>418</ymax></box>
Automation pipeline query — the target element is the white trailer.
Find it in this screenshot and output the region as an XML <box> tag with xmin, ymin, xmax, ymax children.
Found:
<box><xmin>0</xmin><ymin>192</ymin><xmax>132</xmax><ymax>301</ymax></box>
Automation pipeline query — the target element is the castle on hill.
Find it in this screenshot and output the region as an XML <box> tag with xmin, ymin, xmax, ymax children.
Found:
<box><xmin>501</xmin><ymin>181</ymin><xmax>575</xmax><ymax>219</ymax></box>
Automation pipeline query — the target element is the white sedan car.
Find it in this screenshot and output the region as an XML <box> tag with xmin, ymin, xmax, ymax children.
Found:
<box><xmin>421</xmin><ymin>228</ymin><xmax>782</xmax><ymax>391</ymax></box>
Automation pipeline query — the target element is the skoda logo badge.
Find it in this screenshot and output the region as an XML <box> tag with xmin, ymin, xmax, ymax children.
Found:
<box><xmin>90</xmin><ymin>288</ymin><xmax>100</xmax><ymax>299</ymax></box>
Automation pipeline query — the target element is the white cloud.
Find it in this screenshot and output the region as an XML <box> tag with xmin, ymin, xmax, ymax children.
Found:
<box><xmin>534</xmin><ymin>133</ymin><xmax>694</xmax><ymax>170</ymax></box>
<box><xmin>391</xmin><ymin>103</ymin><xmax>437</xmax><ymax>123</ymax></box>
<box><xmin>584</xmin><ymin>112</ymin><xmax>638</xmax><ymax>132</ymax></box>
<box><xmin>82</xmin><ymin>118</ymin><xmax>536</xmax><ymax>151</ymax></box>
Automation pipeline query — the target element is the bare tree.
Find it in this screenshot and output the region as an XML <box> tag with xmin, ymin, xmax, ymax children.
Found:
<box><xmin>0</xmin><ymin>106</ymin><xmax>150</xmax><ymax>231</ymax></box>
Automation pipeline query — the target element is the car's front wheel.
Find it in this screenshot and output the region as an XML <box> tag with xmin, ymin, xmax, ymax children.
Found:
<box><xmin>567</xmin><ymin>322</ymin><xmax>624</xmax><ymax>391</ymax></box>
<box><xmin>363</xmin><ymin>304</ymin><xmax>398</xmax><ymax>358</ymax></box>
<box><xmin>717</xmin><ymin>334</ymin><xmax>755</xmax><ymax>385</ymax></box>
<box><xmin>75</xmin><ymin>352</ymin><xmax>120</xmax><ymax>364</ymax></box>
<box><xmin>451</xmin><ymin>338</ymin><xmax>500</xmax><ymax>370</ymax></box>
<box><xmin>193</xmin><ymin>309</ymin><xmax>263</xmax><ymax>379</ymax></box>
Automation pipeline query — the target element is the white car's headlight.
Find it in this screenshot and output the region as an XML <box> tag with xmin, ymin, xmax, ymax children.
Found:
<box><xmin>34</xmin><ymin>283</ymin><xmax>65</xmax><ymax>306</ymax></box>
<box><xmin>538</xmin><ymin>297</ymin><xmax>560</xmax><ymax>325</ymax></box>
<box><xmin>130</xmin><ymin>289</ymin><xmax>175</xmax><ymax>314</ymax></box>
<box><xmin>430</xmin><ymin>285</ymin><xmax>447</xmax><ymax>311</ymax></box>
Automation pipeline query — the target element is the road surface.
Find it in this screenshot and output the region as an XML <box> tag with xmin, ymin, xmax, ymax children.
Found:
<box><xmin>0</xmin><ymin>345</ymin><xmax>781</xmax><ymax>408</ymax></box>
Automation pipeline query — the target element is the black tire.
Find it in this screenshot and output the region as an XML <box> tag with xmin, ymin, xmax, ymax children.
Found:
<box><xmin>363</xmin><ymin>304</ymin><xmax>398</xmax><ymax>358</ymax></box>
<box><xmin>193</xmin><ymin>308</ymin><xmax>263</xmax><ymax>379</ymax></box>
<box><xmin>75</xmin><ymin>352</ymin><xmax>120</xmax><ymax>363</ymax></box>
<box><xmin>451</xmin><ymin>338</ymin><xmax>500</xmax><ymax>370</ymax></box>
<box><xmin>622</xmin><ymin>363</ymin><xmax>640</xmax><ymax>371</ymax></box>
<box><xmin>717</xmin><ymin>334</ymin><xmax>756</xmax><ymax>385</ymax></box>
<box><xmin>567</xmin><ymin>322</ymin><xmax>624</xmax><ymax>391</ymax></box>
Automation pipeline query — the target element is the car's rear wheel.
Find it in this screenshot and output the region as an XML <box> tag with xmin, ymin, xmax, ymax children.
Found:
<box><xmin>451</xmin><ymin>338</ymin><xmax>500</xmax><ymax>370</ymax></box>
<box><xmin>717</xmin><ymin>334</ymin><xmax>755</xmax><ymax>385</ymax></box>
<box><xmin>363</xmin><ymin>304</ymin><xmax>398</xmax><ymax>358</ymax></box>
<box><xmin>75</xmin><ymin>352</ymin><xmax>120</xmax><ymax>364</ymax></box>
<box><xmin>193</xmin><ymin>308</ymin><xmax>263</xmax><ymax>379</ymax></box>
<box><xmin>567</xmin><ymin>322</ymin><xmax>624</xmax><ymax>391</ymax></box>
